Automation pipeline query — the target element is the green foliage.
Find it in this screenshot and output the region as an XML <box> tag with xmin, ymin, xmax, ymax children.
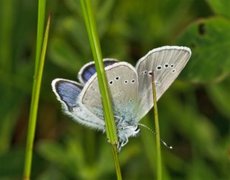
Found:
<box><xmin>206</xmin><ymin>0</ymin><xmax>230</xmax><ymax>18</ymax></box>
<box><xmin>0</xmin><ymin>0</ymin><xmax>229</xmax><ymax>179</ymax></box>
<box><xmin>177</xmin><ymin>17</ymin><xmax>230</xmax><ymax>83</ymax></box>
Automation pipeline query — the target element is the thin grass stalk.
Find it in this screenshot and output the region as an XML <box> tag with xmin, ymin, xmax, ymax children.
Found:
<box><xmin>34</xmin><ymin>0</ymin><xmax>46</xmax><ymax>73</ymax></box>
<box><xmin>80</xmin><ymin>0</ymin><xmax>122</xmax><ymax>179</ymax></box>
<box><xmin>23</xmin><ymin>15</ymin><xmax>50</xmax><ymax>180</ymax></box>
<box><xmin>111</xmin><ymin>144</ymin><xmax>122</xmax><ymax>180</ymax></box>
<box><xmin>80</xmin><ymin>0</ymin><xmax>118</xmax><ymax>143</ymax></box>
<box><xmin>152</xmin><ymin>73</ymin><xmax>162</xmax><ymax>180</ymax></box>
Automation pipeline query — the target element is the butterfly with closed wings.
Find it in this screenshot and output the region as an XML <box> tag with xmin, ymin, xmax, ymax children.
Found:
<box><xmin>52</xmin><ymin>46</ymin><xmax>191</xmax><ymax>150</ymax></box>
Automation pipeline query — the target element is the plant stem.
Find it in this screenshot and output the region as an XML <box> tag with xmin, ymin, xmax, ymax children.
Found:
<box><xmin>80</xmin><ymin>0</ymin><xmax>122</xmax><ymax>179</ymax></box>
<box><xmin>112</xmin><ymin>145</ymin><xmax>122</xmax><ymax>180</ymax></box>
<box><xmin>35</xmin><ymin>0</ymin><xmax>46</xmax><ymax>75</ymax></box>
<box><xmin>152</xmin><ymin>73</ymin><xmax>162</xmax><ymax>180</ymax></box>
<box><xmin>23</xmin><ymin>14</ymin><xmax>50</xmax><ymax>180</ymax></box>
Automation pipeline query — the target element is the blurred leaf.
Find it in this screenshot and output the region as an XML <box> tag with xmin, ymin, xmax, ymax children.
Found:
<box><xmin>114</xmin><ymin>0</ymin><xmax>194</xmax><ymax>46</ymax></box>
<box><xmin>49</xmin><ymin>37</ymin><xmax>83</xmax><ymax>73</ymax></box>
<box><xmin>36</xmin><ymin>167</ymin><xmax>69</xmax><ymax>180</ymax></box>
<box><xmin>0</xmin><ymin>89</ymin><xmax>24</xmax><ymax>153</ymax></box>
<box><xmin>37</xmin><ymin>138</ymin><xmax>112</xmax><ymax>179</ymax></box>
<box><xmin>206</xmin><ymin>0</ymin><xmax>230</xmax><ymax>18</ymax></box>
<box><xmin>0</xmin><ymin>0</ymin><xmax>13</xmax><ymax>71</ymax></box>
<box><xmin>0</xmin><ymin>149</ymin><xmax>24</xmax><ymax>178</ymax></box>
<box><xmin>55</xmin><ymin>17</ymin><xmax>90</xmax><ymax>55</ymax></box>
<box><xmin>49</xmin><ymin>0</ymin><xmax>117</xmax><ymax>73</ymax></box>
<box><xmin>161</xmin><ymin>88</ymin><xmax>216</xmax><ymax>150</ymax></box>
<box><xmin>0</xmin><ymin>148</ymin><xmax>44</xmax><ymax>179</ymax></box>
<box><xmin>158</xmin><ymin>83</ymin><xmax>230</xmax><ymax>178</ymax></box>
<box><xmin>178</xmin><ymin>17</ymin><xmax>230</xmax><ymax>83</ymax></box>
<box><xmin>37</xmin><ymin>140</ymin><xmax>82</xmax><ymax>178</ymax></box>
<box><xmin>207</xmin><ymin>77</ymin><xmax>230</xmax><ymax>118</ymax></box>
<box><xmin>188</xmin><ymin>159</ymin><xmax>217</xmax><ymax>180</ymax></box>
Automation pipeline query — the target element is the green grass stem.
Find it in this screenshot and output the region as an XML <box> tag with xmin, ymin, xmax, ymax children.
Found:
<box><xmin>111</xmin><ymin>144</ymin><xmax>122</xmax><ymax>180</ymax></box>
<box><xmin>152</xmin><ymin>73</ymin><xmax>162</xmax><ymax>180</ymax></box>
<box><xmin>23</xmin><ymin>14</ymin><xmax>50</xmax><ymax>180</ymax></box>
<box><xmin>35</xmin><ymin>0</ymin><xmax>46</xmax><ymax>74</ymax></box>
<box><xmin>80</xmin><ymin>0</ymin><xmax>122</xmax><ymax>179</ymax></box>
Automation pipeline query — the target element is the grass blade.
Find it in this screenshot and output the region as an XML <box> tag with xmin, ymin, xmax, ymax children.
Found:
<box><xmin>80</xmin><ymin>0</ymin><xmax>122</xmax><ymax>179</ymax></box>
<box><xmin>23</xmin><ymin>15</ymin><xmax>50</xmax><ymax>180</ymax></box>
<box><xmin>35</xmin><ymin>0</ymin><xmax>46</xmax><ymax>73</ymax></box>
<box><xmin>152</xmin><ymin>73</ymin><xmax>162</xmax><ymax>180</ymax></box>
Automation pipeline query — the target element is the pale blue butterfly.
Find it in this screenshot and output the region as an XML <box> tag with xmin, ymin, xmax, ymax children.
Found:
<box><xmin>51</xmin><ymin>46</ymin><xmax>191</xmax><ymax>150</ymax></box>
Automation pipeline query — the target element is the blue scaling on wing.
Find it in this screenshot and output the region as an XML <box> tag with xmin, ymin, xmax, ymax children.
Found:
<box><xmin>104</xmin><ymin>59</ymin><xmax>117</xmax><ymax>66</ymax></box>
<box><xmin>82</xmin><ymin>65</ymin><xmax>96</xmax><ymax>83</ymax></box>
<box><xmin>78</xmin><ymin>59</ymin><xmax>118</xmax><ymax>84</ymax></box>
<box><xmin>55</xmin><ymin>80</ymin><xmax>82</xmax><ymax>111</ymax></box>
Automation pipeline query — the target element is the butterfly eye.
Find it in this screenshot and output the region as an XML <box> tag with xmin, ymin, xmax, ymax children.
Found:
<box><xmin>171</xmin><ymin>64</ymin><xmax>174</xmax><ymax>68</ymax></box>
<box><xmin>156</xmin><ymin>65</ymin><xmax>162</xmax><ymax>70</ymax></box>
<box><xmin>109</xmin><ymin>80</ymin><xmax>113</xmax><ymax>85</ymax></box>
<box><xmin>164</xmin><ymin>63</ymin><xmax>169</xmax><ymax>68</ymax></box>
<box><xmin>143</xmin><ymin>70</ymin><xmax>147</xmax><ymax>75</ymax></box>
<box><xmin>124</xmin><ymin>80</ymin><xmax>128</xmax><ymax>84</ymax></box>
<box><xmin>131</xmin><ymin>79</ymin><xmax>135</xmax><ymax>83</ymax></box>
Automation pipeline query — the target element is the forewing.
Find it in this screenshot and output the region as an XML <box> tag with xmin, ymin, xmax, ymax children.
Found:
<box><xmin>79</xmin><ymin>62</ymin><xmax>139</xmax><ymax>122</ymax></box>
<box><xmin>52</xmin><ymin>78</ymin><xmax>105</xmax><ymax>130</ymax></box>
<box><xmin>78</xmin><ymin>58</ymin><xmax>118</xmax><ymax>84</ymax></box>
<box><xmin>136</xmin><ymin>46</ymin><xmax>191</xmax><ymax>120</ymax></box>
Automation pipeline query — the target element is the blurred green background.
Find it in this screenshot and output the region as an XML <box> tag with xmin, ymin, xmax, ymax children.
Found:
<box><xmin>0</xmin><ymin>0</ymin><xmax>230</xmax><ymax>179</ymax></box>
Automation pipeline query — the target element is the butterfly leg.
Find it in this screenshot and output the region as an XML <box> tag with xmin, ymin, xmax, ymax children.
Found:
<box><xmin>117</xmin><ymin>135</ymin><xmax>129</xmax><ymax>151</ymax></box>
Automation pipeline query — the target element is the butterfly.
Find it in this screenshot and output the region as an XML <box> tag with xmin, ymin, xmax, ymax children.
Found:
<box><xmin>51</xmin><ymin>46</ymin><xmax>191</xmax><ymax>150</ymax></box>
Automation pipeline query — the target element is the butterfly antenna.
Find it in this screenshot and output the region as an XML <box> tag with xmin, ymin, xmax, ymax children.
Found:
<box><xmin>138</xmin><ymin>123</ymin><xmax>173</xmax><ymax>150</ymax></box>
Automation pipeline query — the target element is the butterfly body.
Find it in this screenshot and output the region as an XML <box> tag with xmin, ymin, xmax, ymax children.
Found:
<box><xmin>52</xmin><ymin>46</ymin><xmax>191</xmax><ymax>150</ymax></box>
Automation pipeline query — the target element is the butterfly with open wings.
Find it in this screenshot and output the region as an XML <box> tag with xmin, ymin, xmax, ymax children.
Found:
<box><xmin>52</xmin><ymin>46</ymin><xmax>191</xmax><ymax>150</ymax></box>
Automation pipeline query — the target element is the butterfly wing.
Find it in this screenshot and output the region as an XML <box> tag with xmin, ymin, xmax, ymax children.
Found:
<box><xmin>135</xmin><ymin>46</ymin><xmax>191</xmax><ymax>120</ymax></box>
<box><xmin>52</xmin><ymin>79</ymin><xmax>82</xmax><ymax>111</ymax></box>
<box><xmin>78</xmin><ymin>62</ymin><xmax>139</xmax><ymax>123</ymax></box>
<box><xmin>78</xmin><ymin>58</ymin><xmax>118</xmax><ymax>84</ymax></box>
<box><xmin>52</xmin><ymin>78</ymin><xmax>105</xmax><ymax>130</ymax></box>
